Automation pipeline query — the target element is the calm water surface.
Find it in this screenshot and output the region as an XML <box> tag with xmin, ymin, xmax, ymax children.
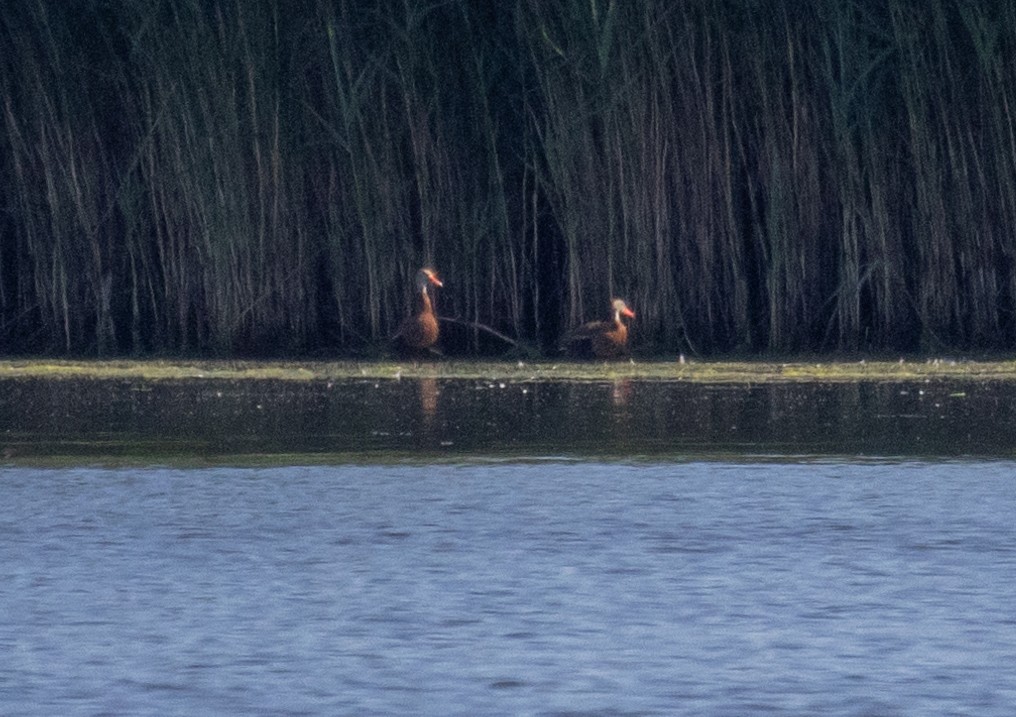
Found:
<box><xmin>3</xmin><ymin>460</ymin><xmax>1016</xmax><ymax>716</ymax></box>
<box><xmin>4</xmin><ymin>377</ymin><xmax>1016</xmax><ymax>460</ymax></box>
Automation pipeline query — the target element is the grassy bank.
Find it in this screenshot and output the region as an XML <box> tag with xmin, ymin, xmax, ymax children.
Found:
<box><xmin>4</xmin><ymin>358</ymin><xmax>1016</xmax><ymax>384</ymax></box>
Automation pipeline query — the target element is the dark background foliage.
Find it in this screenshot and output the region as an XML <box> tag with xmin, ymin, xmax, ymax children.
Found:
<box><xmin>2</xmin><ymin>0</ymin><xmax>1015</xmax><ymax>357</ymax></box>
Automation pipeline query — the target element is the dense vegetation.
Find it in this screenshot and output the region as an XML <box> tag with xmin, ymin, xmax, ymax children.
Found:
<box><xmin>2</xmin><ymin>0</ymin><xmax>1016</xmax><ymax>357</ymax></box>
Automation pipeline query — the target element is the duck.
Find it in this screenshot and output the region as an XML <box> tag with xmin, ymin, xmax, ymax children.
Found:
<box><xmin>564</xmin><ymin>297</ymin><xmax>636</xmax><ymax>359</ymax></box>
<box><xmin>393</xmin><ymin>268</ymin><xmax>443</xmax><ymax>356</ymax></box>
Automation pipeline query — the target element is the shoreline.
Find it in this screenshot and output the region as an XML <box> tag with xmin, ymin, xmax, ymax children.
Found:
<box><xmin>4</xmin><ymin>357</ymin><xmax>1016</xmax><ymax>383</ymax></box>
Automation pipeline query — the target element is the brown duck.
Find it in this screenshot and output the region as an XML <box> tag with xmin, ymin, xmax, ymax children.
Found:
<box><xmin>564</xmin><ymin>298</ymin><xmax>636</xmax><ymax>359</ymax></box>
<box><xmin>393</xmin><ymin>268</ymin><xmax>443</xmax><ymax>355</ymax></box>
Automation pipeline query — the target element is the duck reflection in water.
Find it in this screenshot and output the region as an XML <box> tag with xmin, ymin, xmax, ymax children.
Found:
<box><xmin>612</xmin><ymin>378</ymin><xmax>633</xmax><ymax>407</ymax></box>
<box><xmin>418</xmin><ymin>376</ymin><xmax>439</xmax><ymax>431</ymax></box>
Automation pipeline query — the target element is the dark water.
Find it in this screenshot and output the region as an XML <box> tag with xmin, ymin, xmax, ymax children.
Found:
<box><xmin>3</xmin><ymin>461</ymin><xmax>1016</xmax><ymax>716</ymax></box>
<box><xmin>3</xmin><ymin>376</ymin><xmax>1016</xmax><ymax>461</ymax></box>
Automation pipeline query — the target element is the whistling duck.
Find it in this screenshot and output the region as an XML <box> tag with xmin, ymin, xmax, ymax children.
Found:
<box><xmin>564</xmin><ymin>297</ymin><xmax>636</xmax><ymax>358</ymax></box>
<box><xmin>393</xmin><ymin>268</ymin><xmax>443</xmax><ymax>355</ymax></box>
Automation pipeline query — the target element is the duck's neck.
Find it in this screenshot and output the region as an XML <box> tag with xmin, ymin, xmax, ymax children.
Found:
<box><xmin>415</xmin><ymin>286</ymin><xmax>433</xmax><ymax>315</ymax></box>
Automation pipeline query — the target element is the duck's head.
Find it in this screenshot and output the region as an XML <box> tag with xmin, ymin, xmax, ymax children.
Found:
<box><xmin>416</xmin><ymin>268</ymin><xmax>443</xmax><ymax>290</ymax></box>
<box><xmin>612</xmin><ymin>298</ymin><xmax>635</xmax><ymax>319</ymax></box>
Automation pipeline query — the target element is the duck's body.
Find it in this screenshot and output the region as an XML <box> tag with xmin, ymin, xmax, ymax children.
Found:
<box><xmin>394</xmin><ymin>268</ymin><xmax>443</xmax><ymax>356</ymax></box>
<box><xmin>564</xmin><ymin>298</ymin><xmax>635</xmax><ymax>359</ymax></box>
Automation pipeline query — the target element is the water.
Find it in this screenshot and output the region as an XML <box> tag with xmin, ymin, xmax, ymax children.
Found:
<box><xmin>3</xmin><ymin>460</ymin><xmax>1016</xmax><ymax>716</ymax></box>
<box><xmin>3</xmin><ymin>377</ymin><xmax>1016</xmax><ymax>714</ymax></box>
<box><xmin>3</xmin><ymin>377</ymin><xmax>1016</xmax><ymax>461</ymax></box>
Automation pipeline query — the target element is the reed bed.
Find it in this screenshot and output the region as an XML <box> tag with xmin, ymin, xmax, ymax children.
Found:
<box><xmin>2</xmin><ymin>0</ymin><xmax>1016</xmax><ymax>357</ymax></box>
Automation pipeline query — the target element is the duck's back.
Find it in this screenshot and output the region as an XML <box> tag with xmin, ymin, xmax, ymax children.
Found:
<box><xmin>566</xmin><ymin>318</ymin><xmax>627</xmax><ymax>358</ymax></box>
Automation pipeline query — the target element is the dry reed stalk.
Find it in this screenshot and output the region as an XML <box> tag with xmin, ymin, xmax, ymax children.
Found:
<box><xmin>1</xmin><ymin>0</ymin><xmax>1016</xmax><ymax>356</ymax></box>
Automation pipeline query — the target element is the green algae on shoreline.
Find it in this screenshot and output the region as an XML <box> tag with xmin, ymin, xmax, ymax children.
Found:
<box><xmin>4</xmin><ymin>358</ymin><xmax>1016</xmax><ymax>383</ymax></box>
